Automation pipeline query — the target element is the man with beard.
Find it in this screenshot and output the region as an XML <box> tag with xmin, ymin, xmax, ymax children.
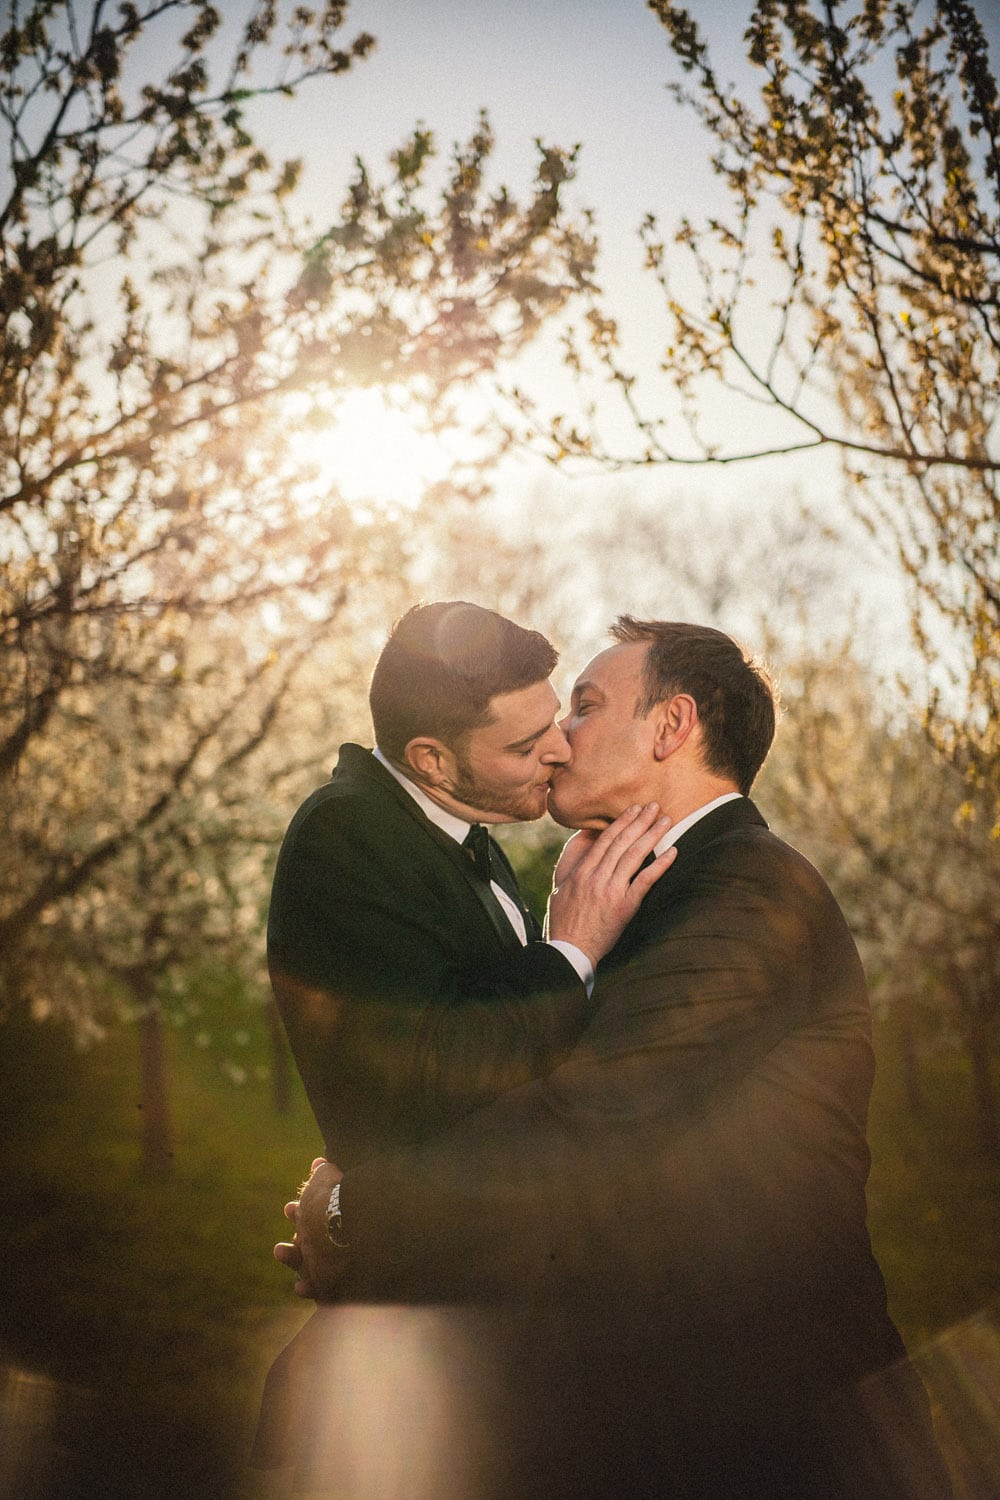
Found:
<box><xmin>284</xmin><ymin>617</ymin><xmax>952</xmax><ymax>1500</ymax></box>
<box><xmin>254</xmin><ymin>602</ymin><xmax>673</xmax><ymax>1492</ymax></box>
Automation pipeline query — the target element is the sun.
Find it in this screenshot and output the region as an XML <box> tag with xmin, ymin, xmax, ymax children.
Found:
<box><xmin>284</xmin><ymin>388</ymin><xmax>451</xmax><ymax>511</ymax></box>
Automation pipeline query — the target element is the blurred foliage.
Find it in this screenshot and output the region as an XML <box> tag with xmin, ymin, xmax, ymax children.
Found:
<box><xmin>0</xmin><ymin>1</ymin><xmax>598</xmax><ymax>1178</ymax></box>
<box><xmin>757</xmin><ymin>644</ymin><xmax>1000</xmax><ymax>1160</ymax></box>
<box><xmin>0</xmin><ymin>0</ymin><xmax>594</xmax><ymax>1018</ymax></box>
<box><xmin>514</xmin><ymin>0</ymin><xmax>1000</xmax><ymax>825</ymax></box>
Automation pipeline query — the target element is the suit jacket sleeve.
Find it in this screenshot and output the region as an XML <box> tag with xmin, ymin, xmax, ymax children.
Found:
<box><xmin>339</xmin><ymin>828</ymin><xmax>877</xmax><ymax>1304</ymax></box>
<box><xmin>267</xmin><ymin>786</ymin><xmax>593</xmax><ymax>1159</ymax></box>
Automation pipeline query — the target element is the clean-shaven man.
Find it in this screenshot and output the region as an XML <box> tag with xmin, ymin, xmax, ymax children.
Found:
<box><xmin>286</xmin><ymin>617</ymin><xmax>952</xmax><ymax>1500</ymax></box>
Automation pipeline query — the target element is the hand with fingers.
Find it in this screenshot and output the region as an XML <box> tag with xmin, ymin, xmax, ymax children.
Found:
<box><xmin>547</xmin><ymin>802</ymin><xmax>675</xmax><ymax>966</ymax></box>
<box><xmin>274</xmin><ymin>1157</ymin><xmax>348</xmax><ymax>1301</ymax></box>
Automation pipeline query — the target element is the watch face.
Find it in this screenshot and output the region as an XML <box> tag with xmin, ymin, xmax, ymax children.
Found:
<box><xmin>326</xmin><ymin>1212</ymin><xmax>349</xmax><ymax>1249</ymax></box>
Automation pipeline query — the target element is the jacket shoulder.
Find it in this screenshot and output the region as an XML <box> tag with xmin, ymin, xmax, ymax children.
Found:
<box><xmin>647</xmin><ymin>811</ymin><xmax>849</xmax><ymax>940</ymax></box>
<box><xmin>701</xmin><ymin>821</ymin><xmax>838</xmax><ymax>896</ymax></box>
<box><xmin>280</xmin><ymin>747</ymin><xmax>403</xmax><ymax>844</ymax></box>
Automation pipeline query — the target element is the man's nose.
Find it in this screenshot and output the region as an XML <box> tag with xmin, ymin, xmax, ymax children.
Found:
<box><xmin>541</xmin><ymin>723</ymin><xmax>571</xmax><ymax>763</ymax></box>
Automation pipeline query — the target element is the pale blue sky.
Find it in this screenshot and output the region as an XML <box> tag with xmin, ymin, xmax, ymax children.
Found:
<box><xmin>242</xmin><ymin>0</ymin><xmax>996</xmax><ymax>666</ymax></box>
<box><xmin>266</xmin><ymin>0</ymin><xmax>1000</xmax><ymax>260</ymax></box>
<box><xmin>258</xmin><ymin>0</ymin><xmax>726</xmax><ymax>299</ymax></box>
<box><xmin>252</xmin><ymin>0</ymin><xmax>762</xmax><ymax>459</ymax></box>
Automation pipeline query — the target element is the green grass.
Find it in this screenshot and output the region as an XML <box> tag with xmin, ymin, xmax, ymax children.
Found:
<box><xmin>0</xmin><ymin>1011</ymin><xmax>318</xmax><ymax>1499</ymax></box>
<box><xmin>0</xmin><ymin>1007</ymin><xmax>997</xmax><ymax>1498</ymax></box>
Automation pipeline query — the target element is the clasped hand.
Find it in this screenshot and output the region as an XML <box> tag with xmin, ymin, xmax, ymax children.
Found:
<box><xmin>274</xmin><ymin>1157</ymin><xmax>348</xmax><ymax>1300</ymax></box>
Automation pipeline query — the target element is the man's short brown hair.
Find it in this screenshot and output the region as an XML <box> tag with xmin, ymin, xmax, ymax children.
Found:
<box><xmin>610</xmin><ymin>616</ymin><xmax>776</xmax><ymax>795</ymax></box>
<box><xmin>370</xmin><ymin>602</ymin><xmax>558</xmax><ymax>762</ymax></box>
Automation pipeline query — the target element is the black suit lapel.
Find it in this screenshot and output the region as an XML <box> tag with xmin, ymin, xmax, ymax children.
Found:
<box><xmin>488</xmin><ymin>836</ymin><xmax>543</xmax><ymax>940</ymax></box>
<box><xmin>414</xmin><ymin>815</ymin><xmax>526</xmax><ymax>952</ymax></box>
<box><xmin>657</xmin><ymin>797</ymin><xmax>767</xmax><ymax>889</ymax></box>
<box><xmin>333</xmin><ymin>745</ymin><xmax>525</xmax><ymax>951</ymax></box>
<box><xmin>601</xmin><ymin>798</ymin><xmax>768</xmax><ymax>969</ymax></box>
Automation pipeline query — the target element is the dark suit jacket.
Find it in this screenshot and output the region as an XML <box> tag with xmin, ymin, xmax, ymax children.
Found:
<box><xmin>267</xmin><ymin>742</ymin><xmax>594</xmax><ymax>1165</ymax></box>
<box><xmin>338</xmin><ymin>798</ymin><xmax>950</xmax><ymax>1498</ymax></box>
<box><xmin>256</xmin><ymin>744</ymin><xmax>600</xmax><ymax>1478</ymax></box>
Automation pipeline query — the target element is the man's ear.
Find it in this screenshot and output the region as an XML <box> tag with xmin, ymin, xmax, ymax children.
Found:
<box><xmin>653</xmin><ymin>693</ymin><xmax>698</xmax><ymax>761</ymax></box>
<box><xmin>403</xmin><ymin>737</ymin><xmax>455</xmax><ymax>785</ymax></box>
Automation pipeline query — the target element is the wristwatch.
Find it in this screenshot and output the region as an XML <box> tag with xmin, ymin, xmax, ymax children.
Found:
<box><xmin>325</xmin><ymin>1180</ymin><xmax>350</xmax><ymax>1248</ymax></box>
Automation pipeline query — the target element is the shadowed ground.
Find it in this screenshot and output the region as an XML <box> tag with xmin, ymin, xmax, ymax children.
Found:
<box><xmin>0</xmin><ymin>1007</ymin><xmax>997</xmax><ymax>1499</ymax></box>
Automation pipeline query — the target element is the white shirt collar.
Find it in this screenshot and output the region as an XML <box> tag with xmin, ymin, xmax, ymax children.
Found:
<box><xmin>654</xmin><ymin>791</ymin><xmax>744</xmax><ymax>855</ymax></box>
<box><xmin>373</xmin><ymin>746</ymin><xmax>473</xmax><ymax>846</ymax></box>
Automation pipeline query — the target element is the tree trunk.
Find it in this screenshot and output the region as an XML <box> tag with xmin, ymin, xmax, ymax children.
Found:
<box><xmin>898</xmin><ymin>1002</ymin><xmax>925</xmax><ymax>1117</ymax></box>
<box><xmin>135</xmin><ymin>974</ymin><xmax>174</xmax><ymax>1177</ymax></box>
<box><xmin>962</xmin><ymin>1002</ymin><xmax>1000</xmax><ymax>1164</ymax></box>
<box><xmin>265</xmin><ymin>991</ymin><xmax>293</xmax><ymax>1115</ymax></box>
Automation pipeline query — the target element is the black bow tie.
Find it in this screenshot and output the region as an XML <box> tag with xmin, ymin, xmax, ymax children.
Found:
<box><xmin>462</xmin><ymin>823</ymin><xmax>493</xmax><ymax>883</ymax></box>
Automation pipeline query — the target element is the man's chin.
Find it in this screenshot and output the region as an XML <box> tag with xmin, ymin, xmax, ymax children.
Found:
<box><xmin>503</xmin><ymin>786</ymin><xmax>551</xmax><ymax>823</ymax></box>
<box><xmin>547</xmin><ymin>792</ymin><xmax>598</xmax><ymax>831</ymax></box>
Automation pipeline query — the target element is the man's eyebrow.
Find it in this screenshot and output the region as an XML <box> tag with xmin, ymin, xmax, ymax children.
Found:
<box><xmin>503</xmin><ymin>720</ymin><xmax>554</xmax><ymax>752</ymax></box>
<box><xmin>571</xmin><ymin>678</ymin><xmax>602</xmax><ymax>702</ymax></box>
